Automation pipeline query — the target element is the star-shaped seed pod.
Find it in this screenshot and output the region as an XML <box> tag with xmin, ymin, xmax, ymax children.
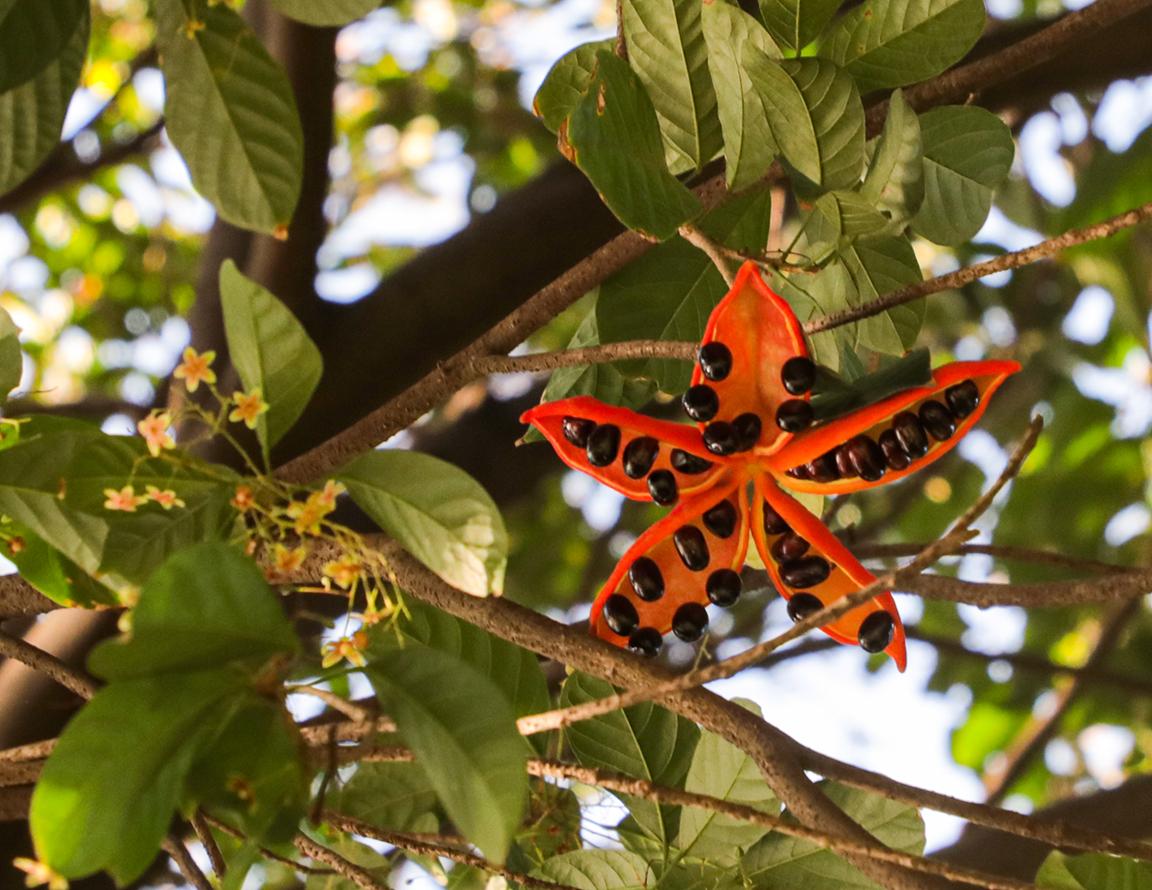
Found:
<box><xmin>522</xmin><ymin>262</ymin><xmax>1020</xmax><ymax>670</ymax></box>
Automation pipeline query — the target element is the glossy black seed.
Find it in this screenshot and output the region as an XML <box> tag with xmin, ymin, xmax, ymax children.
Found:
<box><xmin>623</xmin><ymin>436</ymin><xmax>659</xmax><ymax>479</ymax></box>
<box><xmin>781</xmin><ymin>356</ymin><xmax>817</xmax><ymax>395</ymax></box>
<box><xmin>919</xmin><ymin>400</ymin><xmax>956</xmax><ymax>441</ymax></box>
<box><xmin>780</xmin><ymin>555</ymin><xmax>831</xmax><ymax>589</ymax></box>
<box><xmin>672</xmin><ymin>603</ymin><xmax>709</xmax><ymax>642</ymax></box>
<box><xmin>682</xmin><ymin>384</ymin><xmax>720</xmax><ymax>422</ymax></box>
<box><xmin>586</xmin><ymin>424</ymin><xmax>621</xmax><ymax>467</ymax></box>
<box><xmin>835</xmin><ymin>446</ymin><xmax>858</xmax><ymax>478</ymax></box>
<box><xmin>878</xmin><ymin>429</ymin><xmax>911</xmax><ymax>471</ymax></box>
<box><xmin>647</xmin><ymin>470</ymin><xmax>679</xmax><ymax>506</ymax></box>
<box><xmin>762</xmin><ymin>502</ymin><xmax>789</xmax><ymax>536</ymax></box>
<box><xmin>805</xmin><ymin>451</ymin><xmax>841</xmax><ymax>483</ymax></box>
<box><xmin>562</xmin><ymin>416</ymin><xmax>594</xmax><ymax>447</ymax></box>
<box><xmin>845</xmin><ymin>435</ymin><xmax>886</xmax><ymax>482</ymax></box>
<box><xmin>628</xmin><ymin>627</ymin><xmax>663</xmax><ymax>657</ymax></box>
<box><xmin>858</xmin><ymin>610</ymin><xmax>896</xmax><ymax>653</ymax></box>
<box><xmin>732</xmin><ymin>412</ymin><xmax>762</xmax><ymax>451</ymax></box>
<box><xmin>629</xmin><ymin>557</ymin><xmax>664</xmax><ymax>601</ymax></box>
<box><xmin>706</xmin><ymin>569</ymin><xmax>742</xmax><ymax>606</ymax></box>
<box><xmin>786</xmin><ymin>464</ymin><xmax>812</xmax><ymax>480</ymax></box>
<box><xmin>602</xmin><ymin>594</ymin><xmax>639</xmax><ymax>637</ymax></box>
<box><xmin>703</xmin><ymin>421</ymin><xmax>738</xmax><ymax>456</ymax></box>
<box><xmin>775</xmin><ymin>399</ymin><xmax>814</xmax><ymax>432</ymax></box>
<box><xmin>702</xmin><ymin>500</ymin><xmax>738</xmax><ymax>539</ymax></box>
<box><xmin>671</xmin><ymin>449</ymin><xmax>713</xmax><ymax>475</ymax></box>
<box><xmin>698</xmin><ymin>342</ymin><xmax>733</xmax><ymax>381</ymax></box>
<box><xmin>673</xmin><ymin>526</ymin><xmax>710</xmax><ymax>571</ymax></box>
<box><xmin>892</xmin><ymin>411</ymin><xmax>930</xmax><ymax>459</ymax></box>
<box><xmin>786</xmin><ymin>592</ymin><xmax>824</xmax><ymax>622</ymax></box>
<box><xmin>945</xmin><ymin>379</ymin><xmax>980</xmax><ymax>419</ymax></box>
<box><xmin>771</xmin><ymin>532</ymin><xmax>810</xmax><ymax>562</ymax></box>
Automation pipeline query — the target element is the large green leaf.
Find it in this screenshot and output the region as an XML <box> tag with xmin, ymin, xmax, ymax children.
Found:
<box><xmin>366</xmin><ymin>646</ymin><xmax>528</xmax><ymax>864</ymax></box>
<box><xmin>622</xmin><ymin>0</ymin><xmax>720</xmax><ymax>172</ymax></box>
<box><xmin>533</xmin><ymin>40</ymin><xmax>613</xmax><ymax>133</ymax></box>
<box><xmin>533</xmin><ymin>850</ymin><xmax>653</xmax><ymax>890</ymax></box>
<box><xmin>6</xmin><ymin>527</ymin><xmax>119</xmax><ymax>608</ymax></box>
<box><xmin>267</xmin><ymin>0</ymin><xmax>379</xmax><ymax>26</ymax></box>
<box><xmin>0</xmin><ymin>305</ymin><xmax>20</xmax><ymax>401</ymax></box>
<box><xmin>822</xmin><ymin>0</ymin><xmax>986</xmax><ymax>94</ymax></box>
<box><xmin>332</xmin><ymin>762</ymin><xmax>439</xmax><ymax>831</ymax></box>
<box><xmin>839</xmin><ymin>236</ymin><xmax>924</xmax><ymax>357</ymax></box>
<box><xmin>1037</xmin><ymin>851</ymin><xmax>1152</xmax><ymax>889</ymax></box>
<box><xmin>780</xmin><ymin>59</ymin><xmax>865</xmax><ymax>190</ymax></box>
<box><xmin>338</xmin><ymin>450</ymin><xmax>507</xmax><ymax>596</ymax></box>
<box><xmin>911</xmin><ymin>106</ymin><xmax>1014</xmax><ymax>245</ymax></box>
<box><xmin>565</xmin><ymin>50</ymin><xmax>701</xmax><ymax>240</ymax></box>
<box><xmin>0</xmin><ymin>0</ymin><xmax>87</xmax><ymax>94</ymax></box>
<box><xmin>759</xmin><ymin>0</ymin><xmax>841</xmax><ymax>53</ymax></box>
<box><xmin>156</xmin><ymin>0</ymin><xmax>303</xmax><ymax>233</ymax></box>
<box><xmin>860</xmin><ymin>89</ymin><xmax>924</xmax><ymax>230</ymax></box>
<box><xmin>802</xmin><ymin>190</ymin><xmax>890</xmax><ymax>262</ymax></box>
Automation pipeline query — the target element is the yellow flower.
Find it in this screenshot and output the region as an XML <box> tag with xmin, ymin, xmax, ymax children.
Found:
<box><xmin>136</xmin><ymin>412</ymin><xmax>175</xmax><ymax>457</ymax></box>
<box><xmin>272</xmin><ymin>543</ymin><xmax>308</xmax><ymax>576</ymax></box>
<box><xmin>316</xmin><ymin>480</ymin><xmax>346</xmax><ymax>509</ymax></box>
<box><xmin>323</xmin><ymin>556</ymin><xmax>362</xmax><ymax>589</ymax></box>
<box><xmin>14</xmin><ymin>857</ymin><xmax>68</xmax><ymax>890</ymax></box>
<box><xmin>286</xmin><ymin>486</ymin><xmax>340</xmax><ymax>536</ymax></box>
<box><xmin>231</xmin><ymin>484</ymin><xmax>255</xmax><ymax>511</ymax></box>
<box><xmin>229</xmin><ymin>389</ymin><xmax>269</xmax><ymax>429</ymax></box>
<box><xmin>172</xmin><ymin>347</ymin><xmax>216</xmax><ymax>392</ymax></box>
<box><xmin>144</xmin><ymin>485</ymin><xmax>184</xmax><ymax>510</ymax></box>
<box><xmin>103</xmin><ymin>486</ymin><xmax>145</xmax><ymax>512</ymax></box>
<box><xmin>321</xmin><ymin>631</ymin><xmax>369</xmax><ymax>669</ymax></box>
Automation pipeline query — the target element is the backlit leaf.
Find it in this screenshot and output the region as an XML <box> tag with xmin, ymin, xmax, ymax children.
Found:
<box><xmin>534</xmin><ymin>40</ymin><xmax>613</xmax><ymax>133</ymax></box>
<box><xmin>267</xmin><ymin>0</ymin><xmax>379</xmax><ymax>26</ymax></box>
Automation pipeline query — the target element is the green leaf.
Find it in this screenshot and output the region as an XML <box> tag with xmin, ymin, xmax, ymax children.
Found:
<box><xmin>533</xmin><ymin>850</ymin><xmax>653</xmax><ymax>890</ymax></box>
<box><xmin>802</xmin><ymin>190</ymin><xmax>889</xmax><ymax>261</ymax></box>
<box><xmin>0</xmin><ymin>0</ymin><xmax>87</xmax><ymax>94</ymax></box>
<box><xmin>219</xmin><ymin>259</ymin><xmax>323</xmax><ymax>458</ymax></box>
<box><xmin>338</xmin><ymin>450</ymin><xmax>507</xmax><ymax>596</ymax></box>
<box><xmin>565</xmin><ymin>50</ymin><xmax>701</xmax><ymax>240</ymax></box>
<box><xmin>267</xmin><ymin>0</ymin><xmax>379</xmax><ymax>26</ymax></box>
<box><xmin>156</xmin><ymin>0</ymin><xmax>304</xmax><ymax>233</ymax></box>
<box><xmin>333</xmin><ymin>762</ymin><xmax>439</xmax><ymax>831</ymax></box>
<box><xmin>700</xmin><ymin>1</ymin><xmax>783</xmax><ymax>193</ymax></box>
<box><xmin>839</xmin><ymin>236</ymin><xmax>924</xmax><ymax>357</ymax></box>
<box><xmin>5</xmin><ymin>528</ymin><xmax>118</xmax><ymax>608</ymax></box>
<box><xmin>808</xmin><ymin>348</ymin><xmax>932</xmax><ymax>420</ymax></box>
<box><xmin>366</xmin><ymin>646</ymin><xmax>528</xmax><ymax>864</ymax></box>
<box><xmin>911</xmin><ymin>106</ymin><xmax>1015</xmax><ymax>246</ymax></box>
<box><xmin>822</xmin><ymin>0</ymin><xmax>986</xmax><ymax>94</ymax></box>
<box><xmin>759</xmin><ymin>0</ymin><xmax>841</xmax><ymax>53</ymax></box>
<box><xmin>779</xmin><ymin>59</ymin><xmax>865</xmax><ymax>190</ymax></box>
<box><xmin>533</xmin><ymin>40</ymin><xmax>613</xmax><ymax>133</ymax></box>
<box><xmin>746</xmin><ymin>55</ymin><xmax>818</xmax><ymax>185</ymax></box>
<box><xmin>861</xmin><ymin>89</ymin><xmax>924</xmax><ymax>229</ymax></box>
<box><xmin>0</xmin><ymin>305</ymin><xmax>20</xmax><ymax>401</ymax></box>
<box><xmin>621</xmin><ymin>0</ymin><xmax>720</xmax><ymax>172</ymax></box>
<box><xmin>89</xmin><ymin>542</ymin><xmax>298</xmax><ymax>679</ymax></box>
<box><xmin>1037</xmin><ymin>851</ymin><xmax>1152</xmax><ymax>890</ymax></box>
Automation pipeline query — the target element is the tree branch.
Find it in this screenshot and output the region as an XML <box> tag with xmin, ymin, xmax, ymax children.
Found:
<box><xmin>0</xmin><ymin>631</ymin><xmax>97</xmax><ymax>700</ymax></box>
<box><xmin>162</xmin><ymin>836</ymin><xmax>214</xmax><ymax>890</ymax></box>
<box><xmin>294</xmin><ymin>834</ymin><xmax>388</xmax><ymax>890</ymax></box>
<box><xmin>897</xmin><ymin>571</ymin><xmax>1152</xmax><ymax>608</ymax></box>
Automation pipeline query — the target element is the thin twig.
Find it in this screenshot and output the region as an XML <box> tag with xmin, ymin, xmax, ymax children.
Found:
<box><xmin>203</xmin><ymin>813</ymin><xmax>333</xmax><ymax>874</ymax></box>
<box><xmin>897</xmin><ymin>571</ymin><xmax>1152</xmax><ymax>608</ymax></box>
<box><xmin>295</xmin><ymin>834</ymin><xmax>389</xmax><ymax>890</ymax></box>
<box><xmin>680</xmin><ymin>224</ymin><xmax>736</xmax><ymax>285</ymax></box>
<box><xmin>162</xmin><ymin>836</ymin><xmax>214</xmax><ymax>890</ymax></box>
<box><xmin>0</xmin><ymin>631</ymin><xmax>98</xmax><ymax>699</ymax></box>
<box><xmin>472</xmin><ymin>340</ymin><xmax>695</xmax><ymax>376</ymax></box>
<box><xmin>287</xmin><ymin>685</ymin><xmax>377</xmax><ymax>723</ymax></box>
<box><xmin>855</xmin><ymin>542</ymin><xmax>1131</xmax><ymax>575</ymax></box>
<box><xmin>191</xmin><ymin>810</ymin><xmax>227</xmax><ymax>878</ymax></box>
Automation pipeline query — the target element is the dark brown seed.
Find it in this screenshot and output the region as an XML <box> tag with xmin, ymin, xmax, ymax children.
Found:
<box><xmin>786</xmin><ymin>464</ymin><xmax>812</xmax><ymax>480</ymax></box>
<box><xmin>672</xmin><ymin>603</ymin><xmax>709</xmax><ymax>642</ymax></box>
<box><xmin>781</xmin><ymin>356</ymin><xmax>817</xmax><ymax>395</ymax></box>
<box><xmin>623</xmin><ymin>437</ymin><xmax>659</xmax><ymax>479</ymax></box>
<box><xmin>780</xmin><ymin>555</ymin><xmax>831</xmax><ymax>589</ymax></box>
<box><xmin>673</xmin><ymin>526</ymin><xmax>710</xmax><ymax>571</ymax></box>
<box><xmin>858</xmin><ymin>610</ymin><xmax>895</xmax><ymax>653</ymax></box>
<box><xmin>771</xmin><ymin>532</ymin><xmax>810</xmax><ymax>562</ymax></box>
<box><xmin>706</xmin><ymin>569</ymin><xmax>742</xmax><ymax>606</ymax></box>
<box><xmin>682</xmin><ymin>384</ymin><xmax>720</xmax><ymax>422</ymax></box>
<box><xmin>732</xmin><ymin>412</ymin><xmax>762</xmax><ymax>451</ymax></box>
<box><xmin>835</xmin><ymin>446</ymin><xmax>858</xmax><ymax>478</ymax></box>
<box><xmin>845</xmin><ymin>435</ymin><xmax>886</xmax><ymax>482</ymax></box>
<box><xmin>762</xmin><ymin>502</ymin><xmax>789</xmax><ymax>536</ymax></box>
<box><xmin>945</xmin><ymin>379</ymin><xmax>980</xmax><ymax>419</ymax></box>
<box><xmin>702</xmin><ymin>500</ymin><xmax>738</xmax><ymax>538</ymax></box>
<box><xmin>562</xmin><ymin>416</ymin><xmax>594</xmax><ymax>447</ymax></box>
<box><xmin>647</xmin><ymin>470</ymin><xmax>678</xmax><ymax>506</ymax></box>
<box><xmin>892</xmin><ymin>411</ymin><xmax>930</xmax><ymax>458</ymax></box>
<box><xmin>671</xmin><ymin>449</ymin><xmax>713</xmax><ymax>475</ymax></box>
<box><xmin>703</xmin><ymin>421</ymin><xmax>737</xmax><ymax>456</ymax></box>
<box><xmin>628</xmin><ymin>627</ymin><xmax>663</xmax><ymax>657</ymax></box>
<box><xmin>878</xmin><ymin>429</ymin><xmax>911</xmax><ymax>470</ymax></box>
<box><xmin>786</xmin><ymin>592</ymin><xmax>824</xmax><ymax>622</ymax></box>
<box><xmin>698</xmin><ymin>342</ymin><xmax>733</xmax><ymax>381</ymax></box>
<box><xmin>919</xmin><ymin>400</ymin><xmax>956</xmax><ymax>441</ymax></box>
<box><xmin>629</xmin><ymin>557</ymin><xmax>664</xmax><ymax>601</ymax></box>
<box><xmin>602</xmin><ymin>594</ymin><xmax>638</xmax><ymax>637</ymax></box>
<box><xmin>586</xmin><ymin>424</ymin><xmax>621</xmax><ymax>466</ymax></box>
<box><xmin>806</xmin><ymin>451</ymin><xmax>841</xmax><ymax>483</ymax></box>
<box><xmin>775</xmin><ymin>399</ymin><xmax>814</xmax><ymax>432</ymax></box>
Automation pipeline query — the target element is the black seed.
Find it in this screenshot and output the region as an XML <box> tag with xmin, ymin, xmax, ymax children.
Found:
<box><xmin>673</xmin><ymin>526</ymin><xmax>710</xmax><ymax>571</ymax></box>
<box><xmin>702</xmin><ymin>500</ymin><xmax>738</xmax><ymax>538</ymax></box>
<box><xmin>780</xmin><ymin>556</ymin><xmax>831</xmax><ymax>589</ymax></box>
<box><xmin>835</xmin><ymin>446</ymin><xmax>858</xmax><ymax>478</ymax></box>
<box><xmin>562</xmin><ymin>416</ymin><xmax>594</xmax><ymax>447</ymax></box>
<box><xmin>786</xmin><ymin>464</ymin><xmax>812</xmax><ymax>480</ymax></box>
<box><xmin>698</xmin><ymin>342</ymin><xmax>733</xmax><ymax>381</ymax></box>
<box><xmin>672</xmin><ymin>603</ymin><xmax>709</xmax><ymax>642</ymax></box>
<box><xmin>762</xmin><ymin>502</ymin><xmax>789</xmax><ymax>536</ymax></box>
<box><xmin>845</xmin><ymin>435</ymin><xmax>886</xmax><ymax>482</ymax></box>
<box><xmin>732</xmin><ymin>412</ymin><xmax>762</xmax><ymax>451</ymax></box>
<box><xmin>806</xmin><ymin>450</ymin><xmax>841</xmax><ymax>483</ymax></box>
<box><xmin>623</xmin><ymin>436</ymin><xmax>659</xmax><ymax>479</ymax></box>
<box><xmin>892</xmin><ymin>411</ymin><xmax>930</xmax><ymax>459</ymax></box>
<box><xmin>771</xmin><ymin>532</ymin><xmax>810</xmax><ymax>562</ymax></box>
<box><xmin>629</xmin><ymin>557</ymin><xmax>664</xmax><ymax>602</ymax></box>
<box><xmin>602</xmin><ymin>594</ymin><xmax>638</xmax><ymax>637</ymax></box>
<box><xmin>682</xmin><ymin>384</ymin><xmax>720</xmax><ymax>422</ymax></box>
<box><xmin>703</xmin><ymin>421</ymin><xmax>738</xmax><ymax>456</ymax></box>
<box><xmin>858</xmin><ymin>610</ymin><xmax>895</xmax><ymax>653</ymax></box>
<box><xmin>878</xmin><ymin>429</ymin><xmax>911</xmax><ymax>471</ymax></box>
<box><xmin>628</xmin><ymin>627</ymin><xmax>663</xmax><ymax>657</ymax></box>
<box><xmin>919</xmin><ymin>400</ymin><xmax>956</xmax><ymax>441</ymax></box>
<box><xmin>945</xmin><ymin>379</ymin><xmax>980</xmax><ymax>419</ymax></box>
<box><xmin>781</xmin><ymin>356</ymin><xmax>816</xmax><ymax>395</ymax></box>
<box><xmin>775</xmin><ymin>399</ymin><xmax>814</xmax><ymax>432</ymax></box>
<box><xmin>786</xmin><ymin>592</ymin><xmax>824</xmax><ymax>622</ymax></box>
<box><xmin>671</xmin><ymin>449</ymin><xmax>714</xmax><ymax>475</ymax></box>
<box><xmin>647</xmin><ymin>470</ymin><xmax>678</xmax><ymax>506</ymax></box>
<box><xmin>706</xmin><ymin>569</ymin><xmax>742</xmax><ymax>606</ymax></box>
<box><xmin>586</xmin><ymin>424</ymin><xmax>621</xmax><ymax>467</ymax></box>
